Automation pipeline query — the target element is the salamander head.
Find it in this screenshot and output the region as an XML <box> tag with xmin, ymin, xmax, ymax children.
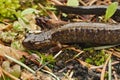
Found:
<box><xmin>22</xmin><ymin>32</ymin><xmax>58</xmax><ymax>51</ymax></box>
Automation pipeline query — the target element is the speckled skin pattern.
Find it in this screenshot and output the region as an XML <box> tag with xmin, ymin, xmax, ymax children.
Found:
<box><xmin>23</xmin><ymin>22</ymin><xmax>120</xmax><ymax>50</ymax></box>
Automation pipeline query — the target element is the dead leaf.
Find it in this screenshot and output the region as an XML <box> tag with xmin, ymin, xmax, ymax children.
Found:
<box><xmin>0</xmin><ymin>44</ymin><xmax>28</xmax><ymax>60</ymax></box>
<box><xmin>0</xmin><ymin>24</ymin><xmax>12</xmax><ymax>31</ymax></box>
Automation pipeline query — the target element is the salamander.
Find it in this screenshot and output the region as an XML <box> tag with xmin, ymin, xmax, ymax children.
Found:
<box><xmin>23</xmin><ymin>5</ymin><xmax>120</xmax><ymax>50</ymax></box>
<box><xmin>55</xmin><ymin>5</ymin><xmax>120</xmax><ymax>16</ymax></box>
<box><xmin>23</xmin><ymin>22</ymin><xmax>120</xmax><ymax>50</ymax></box>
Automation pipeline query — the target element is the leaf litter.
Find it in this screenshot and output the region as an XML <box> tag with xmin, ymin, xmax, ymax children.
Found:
<box><xmin>0</xmin><ymin>0</ymin><xmax>120</xmax><ymax>80</ymax></box>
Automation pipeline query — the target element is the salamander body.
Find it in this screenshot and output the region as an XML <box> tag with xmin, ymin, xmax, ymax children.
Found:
<box><xmin>23</xmin><ymin>22</ymin><xmax>120</xmax><ymax>50</ymax></box>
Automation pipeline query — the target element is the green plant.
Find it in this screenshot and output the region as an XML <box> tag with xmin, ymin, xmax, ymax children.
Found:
<box><xmin>0</xmin><ymin>0</ymin><xmax>20</xmax><ymax>20</ymax></box>
<box><xmin>27</xmin><ymin>50</ymin><xmax>55</xmax><ymax>66</ymax></box>
<box><xmin>85</xmin><ymin>50</ymin><xmax>108</xmax><ymax>66</ymax></box>
<box><xmin>39</xmin><ymin>54</ymin><xmax>55</xmax><ymax>65</ymax></box>
<box><xmin>11</xmin><ymin>41</ymin><xmax>25</xmax><ymax>50</ymax></box>
<box><xmin>0</xmin><ymin>31</ymin><xmax>17</xmax><ymax>43</ymax></box>
<box><xmin>104</xmin><ymin>2</ymin><xmax>118</xmax><ymax>21</ymax></box>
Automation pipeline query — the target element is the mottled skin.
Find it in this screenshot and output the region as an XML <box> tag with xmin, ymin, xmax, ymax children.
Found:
<box><xmin>23</xmin><ymin>22</ymin><xmax>120</xmax><ymax>50</ymax></box>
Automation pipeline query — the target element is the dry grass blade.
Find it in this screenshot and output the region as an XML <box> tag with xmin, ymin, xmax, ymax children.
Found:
<box><xmin>41</xmin><ymin>69</ymin><xmax>60</xmax><ymax>80</ymax></box>
<box><xmin>0</xmin><ymin>67</ymin><xmax>5</xmax><ymax>80</ymax></box>
<box><xmin>77</xmin><ymin>59</ymin><xmax>93</xmax><ymax>68</ymax></box>
<box><xmin>5</xmin><ymin>54</ymin><xmax>35</xmax><ymax>74</ymax></box>
<box><xmin>49</xmin><ymin>0</ymin><xmax>63</xmax><ymax>5</ymax></box>
<box><xmin>79</xmin><ymin>0</ymin><xmax>87</xmax><ymax>6</ymax></box>
<box><xmin>62</xmin><ymin>70</ymin><xmax>74</xmax><ymax>80</ymax></box>
<box><xmin>110</xmin><ymin>50</ymin><xmax>120</xmax><ymax>58</ymax></box>
<box><xmin>0</xmin><ymin>44</ymin><xmax>28</xmax><ymax>60</ymax></box>
<box><xmin>100</xmin><ymin>53</ymin><xmax>112</xmax><ymax>80</ymax></box>
<box><xmin>90</xmin><ymin>61</ymin><xmax>119</xmax><ymax>69</ymax></box>
<box><xmin>36</xmin><ymin>50</ymin><xmax>62</xmax><ymax>72</ymax></box>
<box><xmin>0</xmin><ymin>67</ymin><xmax>20</xmax><ymax>80</ymax></box>
<box><xmin>105</xmin><ymin>50</ymin><xmax>120</xmax><ymax>58</ymax></box>
<box><xmin>38</xmin><ymin>3</ymin><xmax>58</xmax><ymax>20</ymax></box>
<box><xmin>87</xmin><ymin>0</ymin><xmax>97</xmax><ymax>6</ymax></box>
<box><xmin>113</xmin><ymin>71</ymin><xmax>118</xmax><ymax>80</ymax></box>
<box><xmin>77</xmin><ymin>59</ymin><xmax>103</xmax><ymax>73</ymax></box>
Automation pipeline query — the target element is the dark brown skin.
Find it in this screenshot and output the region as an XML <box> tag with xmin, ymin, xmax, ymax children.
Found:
<box><xmin>56</xmin><ymin>5</ymin><xmax>120</xmax><ymax>22</ymax></box>
<box><xmin>55</xmin><ymin>5</ymin><xmax>120</xmax><ymax>16</ymax></box>
<box><xmin>23</xmin><ymin>22</ymin><xmax>120</xmax><ymax>50</ymax></box>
